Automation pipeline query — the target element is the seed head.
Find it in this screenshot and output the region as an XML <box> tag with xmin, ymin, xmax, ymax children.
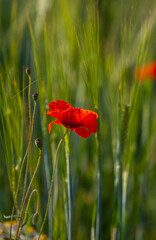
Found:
<box><xmin>35</xmin><ymin>138</ymin><xmax>42</xmax><ymax>150</ymax></box>
<box><xmin>25</xmin><ymin>67</ymin><xmax>31</xmax><ymax>75</ymax></box>
<box><xmin>32</xmin><ymin>92</ymin><xmax>39</xmax><ymax>101</ymax></box>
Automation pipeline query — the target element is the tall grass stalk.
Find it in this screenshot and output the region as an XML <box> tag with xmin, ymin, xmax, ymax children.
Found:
<box><xmin>111</xmin><ymin>88</ymin><xmax>123</xmax><ymax>240</ymax></box>
<box><xmin>65</xmin><ymin>134</ymin><xmax>72</xmax><ymax>240</ymax></box>
<box><xmin>120</xmin><ymin>16</ymin><xmax>150</xmax><ymax>238</ymax></box>
<box><xmin>10</xmin><ymin>100</ymin><xmax>37</xmax><ymax>239</ymax></box>
<box><xmin>120</xmin><ymin>103</ymin><xmax>130</xmax><ymax>236</ymax></box>
<box><xmin>75</xmin><ymin>7</ymin><xmax>101</xmax><ymax>239</ymax></box>
<box><xmin>19</xmin><ymin>71</ymin><xmax>32</xmax><ymax>225</ymax></box>
<box><xmin>91</xmin><ymin>203</ymin><xmax>96</xmax><ymax>240</ymax></box>
<box><xmin>28</xmin><ymin>17</ymin><xmax>55</xmax><ymax>238</ymax></box>
<box><xmin>16</xmin><ymin>147</ymin><xmax>42</xmax><ymax>240</ymax></box>
<box><xmin>116</xmin><ymin>90</ymin><xmax>122</xmax><ymax>239</ymax></box>
<box><xmin>0</xmin><ymin>74</ymin><xmax>24</xmax><ymax>204</ymax></box>
<box><xmin>110</xmin><ymin>12</ymin><xmax>150</xmax><ymax>239</ymax></box>
<box><xmin>95</xmin><ymin>117</ymin><xmax>102</xmax><ymax>240</ymax></box>
<box><xmin>27</xmin><ymin>72</ymin><xmax>32</xmax><ymax>128</ymax></box>
<box><xmin>25</xmin><ymin>189</ymin><xmax>39</xmax><ymax>222</ymax></box>
<box><xmin>38</xmin><ymin>128</ymin><xmax>69</xmax><ymax>240</ymax></box>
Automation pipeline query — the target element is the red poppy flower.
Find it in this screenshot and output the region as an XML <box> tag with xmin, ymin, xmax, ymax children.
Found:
<box><xmin>47</xmin><ymin>100</ymin><xmax>99</xmax><ymax>138</ymax></box>
<box><xmin>137</xmin><ymin>61</ymin><xmax>156</xmax><ymax>81</ymax></box>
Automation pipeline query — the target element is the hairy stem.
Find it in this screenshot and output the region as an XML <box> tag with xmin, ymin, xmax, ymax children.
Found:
<box><xmin>28</xmin><ymin>74</ymin><xmax>31</xmax><ymax>128</ymax></box>
<box><xmin>10</xmin><ymin>101</ymin><xmax>37</xmax><ymax>239</ymax></box>
<box><xmin>38</xmin><ymin>128</ymin><xmax>69</xmax><ymax>240</ymax></box>
<box><xmin>95</xmin><ymin>117</ymin><xmax>102</xmax><ymax>240</ymax></box>
<box><xmin>65</xmin><ymin>134</ymin><xmax>72</xmax><ymax>240</ymax></box>
<box><xmin>15</xmin><ymin>148</ymin><xmax>42</xmax><ymax>240</ymax></box>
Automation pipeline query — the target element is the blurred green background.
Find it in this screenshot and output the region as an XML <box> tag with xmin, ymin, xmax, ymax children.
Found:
<box><xmin>1</xmin><ymin>0</ymin><xmax>156</xmax><ymax>239</ymax></box>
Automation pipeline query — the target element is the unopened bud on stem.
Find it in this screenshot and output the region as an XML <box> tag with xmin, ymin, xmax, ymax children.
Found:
<box><xmin>35</xmin><ymin>138</ymin><xmax>42</xmax><ymax>150</ymax></box>
<box><xmin>25</xmin><ymin>67</ymin><xmax>31</xmax><ymax>76</ymax></box>
<box><xmin>32</xmin><ymin>93</ymin><xmax>39</xmax><ymax>101</ymax></box>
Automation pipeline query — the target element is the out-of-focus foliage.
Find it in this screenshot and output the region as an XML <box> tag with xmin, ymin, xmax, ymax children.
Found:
<box><xmin>1</xmin><ymin>0</ymin><xmax>156</xmax><ymax>239</ymax></box>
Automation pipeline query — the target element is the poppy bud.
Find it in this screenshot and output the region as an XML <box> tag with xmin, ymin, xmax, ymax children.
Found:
<box><xmin>25</xmin><ymin>67</ymin><xmax>31</xmax><ymax>75</ymax></box>
<box><xmin>35</xmin><ymin>138</ymin><xmax>42</xmax><ymax>150</ymax></box>
<box><xmin>32</xmin><ymin>92</ymin><xmax>39</xmax><ymax>101</ymax></box>
<box><xmin>32</xmin><ymin>212</ymin><xmax>39</xmax><ymax>225</ymax></box>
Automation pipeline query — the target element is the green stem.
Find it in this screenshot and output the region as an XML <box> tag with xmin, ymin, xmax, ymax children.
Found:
<box><xmin>122</xmin><ymin>169</ymin><xmax>128</xmax><ymax>238</ymax></box>
<box><xmin>15</xmin><ymin>148</ymin><xmax>42</xmax><ymax>240</ymax></box>
<box><xmin>25</xmin><ymin>189</ymin><xmax>40</xmax><ymax>217</ymax></box>
<box><xmin>22</xmin><ymin>101</ymin><xmax>37</xmax><ymax>207</ymax></box>
<box><xmin>65</xmin><ymin>134</ymin><xmax>72</xmax><ymax>240</ymax></box>
<box><xmin>95</xmin><ymin>117</ymin><xmax>102</xmax><ymax>240</ymax></box>
<box><xmin>24</xmin><ymin>149</ymin><xmax>42</xmax><ymax>208</ymax></box>
<box><xmin>115</xmin><ymin>92</ymin><xmax>122</xmax><ymax>239</ymax></box>
<box><xmin>28</xmin><ymin>75</ymin><xmax>31</xmax><ymax>128</ymax></box>
<box><xmin>10</xmin><ymin>101</ymin><xmax>37</xmax><ymax>239</ymax></box>
<box><xmin>111</xmin><ymin>91</ymin><xmax>122</xmax><ymax>240</ymax></box>
<box><xmin>91</xmin><ymin>202</ymin><xmax>96</xmax><ymax>240</ymax></box>
<box><xmin>111</xmin><ymin>227</ymin><xmax>118</xmax><ymax>240</ymax></box>
<box><xmin>38</xmin><ymin>128</ymin><xmax>69</xmax><ymax>240</ymax></box>
<box><xmin>12</xmin><ymin>166</ymin><xmax>18</xmax><ymax>213</ymax></box>
<box><xmin>19</xmin><ymin>77</ymin><xmax>33</xmax><ymax>221</ymax></box>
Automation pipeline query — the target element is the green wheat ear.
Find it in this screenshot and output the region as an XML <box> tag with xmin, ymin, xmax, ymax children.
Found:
<box><xmin>120</xmin><ymin>103</ymin><xmax>131</xmax><ymax>155</ymax></box>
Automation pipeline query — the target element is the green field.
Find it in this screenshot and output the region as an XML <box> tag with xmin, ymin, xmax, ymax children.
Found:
<box><xmin>1</xmin><ymin>0</ymin><xmax>156</xmax><ymax>239</ymax></box>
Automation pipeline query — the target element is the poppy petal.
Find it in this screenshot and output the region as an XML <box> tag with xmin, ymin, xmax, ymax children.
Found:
<box><xmin>81</xmin><ymin>112</ymin><xmax>98</xmax><ymax>133</ymax></box>
<box><xmin>48</xmin><ymin>120</ymin><xmax>70</xmax><ymax>133</ymax></box>
<box><xmin>56</xmin><ymin>108</ymin><xmax>96</xmax><ymax>126</ymax></box>
<box><xmin>48</xmin><ymin>120</ymin><xmax>63</xmax><ymax>133</ymax></box>
<box><xmin>47</xmin><ymin>100</ymin><xmax>99</xmax><ymax>138</ymax></box>
<box><xmin>57</xmin><ymin>108</ymin><xmax>82</xmax><ymax>126</ymax></box>
<box><xmin>48</xmin><ymin>100</ymin><xmax>72</xmax><ymax>112</ymax></box>
<box><xmin>49</xmin><ymin>108</ymin><xmax>99</xmax><ymax>133</ymax></box>
<box><xmin>72</xmin><ymin>127</ymin><xmax>92</xmax><ymax>138</ymax></box>
<box><xmin>47</xmin><ymin>110</ymin><xmax>62</xmax><ymax>119</ymax></box>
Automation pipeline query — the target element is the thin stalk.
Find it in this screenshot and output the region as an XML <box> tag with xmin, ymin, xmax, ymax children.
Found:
<box><xmin>22</xmin><ymin>73</ymin><xmax>32</xmax><ymax>209</ymax></box>
<box><xmin>24</xmin><ymin>149</ymin><xmax>42</xmax><ymax>207</ymax></box>
<box><xmin>95</xmin><ymin>117</ymin><xmax>102</xmax><ymax>240</ymax></box>
<box><xmin>11</xmin><ymin>166</ymin><xmax>18</xmax><ymax>213</ymax></box>
<box><xmin>63</xmin><ymin>180</ymin><xmax>69</xmax><ymax>238</ymax></box>
<box><xmin>120</xmin><ymin>103</ymin><xmax>130</xmax><ymax>237</ymax></box>
<box><xmin>111</xmin><ymin>91</ymin><xmax>122</xmax><ymax>240</ymax></box>
<box><xmin>44</xmin><ymin>153</ymin><xmax>52</xmax><ymax>238</ymax></box>
<box><xmin>23</xmin><ymin>73</ymin><xmax>32</xmax><ymax>211</ymax></box>
<box><xmin>23</xmin><ymin>189</ymin><xmax>39</xmax><ymax>227</ymax></box>
<box><xmin>116</xmin><ymin>92</ymin><xmax>122</xmax><ymax>239</ymax></box>
<box><xmin>96</xmin><ymin>171</ymin><xmax>102</xmax><ymax>240</ymax></box>
<box><xmin>91</xmin><ymin>202</ymin><xmax>96</xmax><ymax>240</ymax></box>
<box><xmin>10</xmin><ymin>101</ymin><xmax>37</xmax><ymax>239</ymax></box>
<box><xmin>25</xmin><ymin>189</ymin><xmax>40</xmax><ymax>218</ymax></box>
<box><xmin>122</xmin><ymin>169</ymin><xmax>128</xmax><ymax>238</ymax></box>
<box><xmin>15</xmin><ymin>148</ymin><xmax>42</xmax><ymax>240</ymax></box>
<box><xmin>65</xmin><ymin>134</ymin><xmax>72</xmax><ymax>240</ymax></box>
<box><xmin>111</xmin><ymin>227</ymin><xmax>118</xmax><ymax>240</ymax></box>
<box><xmin>28</xmin><ymin>74</ymin><xmax>31</xmax><ymax>128</ymax></box>
<box><xmin>21</xmin><ymin>101</ymin><xmax>37</xmax><ymax>211</ymax></box>
<box><xmin>38</xmin><ymin>128</ymin><xmax>69</xmax><ymax>240</ymax></box>
<box><xmin>18</xmin><ymin>189</ymin><xmax>39</xmax><ymax>238</ymax></box>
